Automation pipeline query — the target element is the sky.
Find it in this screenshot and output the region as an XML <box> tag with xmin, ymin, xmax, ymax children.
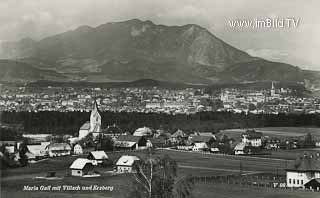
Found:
<box><xmin>0</xmin><ymin>0</ymin><xmax>319</xmax><ymax>70</ymax></box>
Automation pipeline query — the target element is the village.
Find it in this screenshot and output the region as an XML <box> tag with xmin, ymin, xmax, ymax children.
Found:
<box><xmin>1</xmin><ymin>99</ymin><xmax>320</xmax><ymax>197</ymax></box>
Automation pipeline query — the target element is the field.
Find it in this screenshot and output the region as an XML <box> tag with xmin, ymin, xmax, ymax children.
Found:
<box><xmin>3</xmin><ymin>148</ymin><xmax>314</xmax><ymax>198</ymax></box>
<box><xmin>194</xmin><ymin>183</ymin><xmax>319</xmax><ymax>198</ymax></box>
<box><xmin>220</xmin><ymin>127</ymin><xmax>320</xmax><ymax>140</ymax></box>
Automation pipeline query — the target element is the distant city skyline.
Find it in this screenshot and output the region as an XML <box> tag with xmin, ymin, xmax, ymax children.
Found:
<box><xmin>0</xmin><ymin>0</ymin><xmax>319</xmax><ymax>70</ymax></box>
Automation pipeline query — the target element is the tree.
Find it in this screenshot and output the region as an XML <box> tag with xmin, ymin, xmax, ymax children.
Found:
<box><xmin>19</xmin><ymin>139</ymin><xmax>29</xmax><ymax>166</ymax></box>
<box><xmin>128</xmin><ymin>152</ymin><xmax>194</xmax><ymax>198</ymax></box>
<box><xmin>98</xmin><ymin>135</ymin><xmax>114</xmax><ymax>151</ymax></box>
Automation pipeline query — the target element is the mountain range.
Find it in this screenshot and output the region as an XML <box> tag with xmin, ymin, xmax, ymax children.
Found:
<box><xmin>0</xmin><ymin>19</ymin><xmax>319</xmax><ymax>88</ymax></box>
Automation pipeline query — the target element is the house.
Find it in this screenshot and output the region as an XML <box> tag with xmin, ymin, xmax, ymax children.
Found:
<box><xmin>87</xmin><ymin>151</ymin><xmax>108</xmax><ymax>165</ymax></box>
<box><xmin>192</xmin><ymin>142</ymin><xmax>208</xmax><ymax>151</ymax></box>
<box><xmin>241</xmin><ymin>129</ymin><xmax>263</xmax><ymax>147</ymax></box>
<box><xmin>27</xmin><ymin>142</ymin><xmax>50</xmax><ymax>159</ymax></box>
<box><xmin>234</xmin><ymin>142</ymin><xmax>251</xmax><ymax>155</ymax></box>
<box><xmin>286</xmin><ymin>153</ymin><xmax>320</xmax><ymax>188</ymax></box>
<box><xmin>115</xmin><ymin>155</ymin><xmax>140</xmax><ymax>173</ymax></box>
<box><xmin>170</xmin><ymin>129</ymin><xmax>188</xmax><ymax>145</ymax></box>
<box><xmin>69</xmin><ymin>158</ymin><xmax>94</xmax><ymax>176</ymax></box>
<box><xmin>133</xmin><ymin>127</ymin><xmax>153</xmax><ymax>137</ymax></box>
<box><xmin>45</xmin><ymin>143</ymin><xmax>72</xmax><ymax>157</ymax></box>
<box><xmin>304</xmin><ymin>178</ymin><xmax>320</xmax><ymax>190</ymax></box>
<box><xmin>114</xmin><ymin>135</ymin><xmax>146</xmax><ymax>150</ymax></box>
<box><xmin>149</xmin><ymin>137</ymin><xmax>167</xmax><ymax>148</ymax></box>
<box><xmin>102</xmin><ymin>124</ymin><xmax>126</xmax><ymax>138</ymax></box>
<box><xmin>314</xmin><ymin>137</ymin><xmax>320</xmax><ymax>148</ymax></box>
<box><xmin>189</xmin><ymin>135</ymin><xmax>214</xmax><ymax>144</ymax></box>
<box><xmin>73</xmin><ymin>144</ymin><xmax>83</xmax><ymax>155</ymax></box>
<box><xmin>265</xmin><ymin>137</ymin><xmax>281</xmax><ymax>150</ymax></box>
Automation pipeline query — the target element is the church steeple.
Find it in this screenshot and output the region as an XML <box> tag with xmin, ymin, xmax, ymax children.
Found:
<box><xmin>90</xmin><ymin>99</ymin><xmax>101</xmax><ymax>133</ymax></box>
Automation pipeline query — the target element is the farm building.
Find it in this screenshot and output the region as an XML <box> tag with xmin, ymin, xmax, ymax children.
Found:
<box><xmin>241</xmin><ymin>129</ymin><xmax>263</xmax><ymax>147</ymax></box>
<box><xmin>87</xmin><ymin>151</ymin><xmax>108</xmax><ymax>165</ymax></box>
<box><xmin>170</xmin><ymin>129</ymin><xmax>188</xmax><ymax>144</ymax></box>
<box><xmin>234</xmin><ymin>142</ymin><xmax>251</xmax><ymax>155</ymax></box>
<box><xmin>45</xmin><ymin>143</ymin><xmax>72</xmax><ymax>157</ymax></box>
<box><xmin>115</xmin><ymin>155</ymin><xmax>140</xmax><ymax>173</ymax></box>
<box><xmin>26</xmin><ymin>142</ymin><xmax>50</xmax><ymax>159</ymax></box>
<box><xmin>192</xmin><ymin>142</ymin><xmax>208</xmax><ymax>151</ymax></box>
<box><xmin>114</xmin><ymin>135</ymin><xmax>146</xmax><ymax>150</ymax></box>
<box><xmin>69</xmin><ymin>158</ymin><xmax>94</xmax><ymax>176</ymax></box>
<box><xmin>73</xmin><ymin>144</ymin><xmax>83</xmax><ymax>155</ymax></box>
<box><xmin>133</xmin><ymin>127</ymin><xmax>153</xmax><ymax>137</ymax></box>
<box><xmin>286</xmin><ymin>153</ymin><xmax>320</xmax><ymax>188</ymax></box>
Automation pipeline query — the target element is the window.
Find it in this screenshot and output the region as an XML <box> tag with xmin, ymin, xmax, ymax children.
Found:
<box><xmin>289</xmin><ymin>179</ymin><xmax>291</xmax><ymax>184</ymax></box>
<box><xmin>293</xmin><ymin>179</ymin><xmax>295</xmax><ymax>184</ymax></box>
<box><xmin>297</xmin><ymin>180</ymin><xmax>299</xmax><ymax>184</ymax></box>
<box><xmin>77</xmin><ymin>171</ymin><xmax>81</xmax><ymax>174</ymax></box>
<box><xmin>301</xmin><ymin>180</ymin><xmax>303</xmax><ymax>184</ymax></box>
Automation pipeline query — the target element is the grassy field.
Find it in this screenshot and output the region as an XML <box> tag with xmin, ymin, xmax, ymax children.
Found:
<box><xmin>0</xmin><ymin>149</ymin><xmax>313</xmax><ymax>198</ymax></box>
<box><xmin>194</xmin><ymin>183</ymin><xmax>319</xmax><ymax>198</ymax></box>
<box><xmin>220</xmin><ymin>127</ymin><xmax>320</xmax><ymax>140</ymax></box>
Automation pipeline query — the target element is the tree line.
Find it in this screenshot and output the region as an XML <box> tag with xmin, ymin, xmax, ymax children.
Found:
<box><xmin>1</xmin><ymin>111</ymin><xmax>319</xmax><ymax>137</ymax></box>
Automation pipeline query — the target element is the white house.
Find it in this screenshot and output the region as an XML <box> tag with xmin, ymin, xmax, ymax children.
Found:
<box><xmin>286</xmin><ymin>153</ymin><xmax>320</xmax><ymax>188</ymax></box>
<box><xmin>241</xmin><ymin>130</ymin><xmax>263</xmax><ymax>147</ymax></box>
<box><xmin>133</xmin><ymin>127</ymin><xmax>153</xmax><ymax>137</ymax></box>
<box><xmin>45</xmin><ymin>143</ymin><xmax>72</xmax><ymax>157</ymax></box>
<box><xmin>73</xmin><ymin>144</ymin><xmax>83</xmax><ymax>155</ymax></box>
<box><xmin>192</xmin><ymin>142</ymin><xmax>208</xmax><ymax>151</ymax></box>
<box><xmin>115</xmin><ymin>155</ymin><xmax>140</xmax><ymax>173</ymax></box>
<box><xmin>87</xmin><ymin>151</ymin><xmax>108</xmax><ymax>165</ymax></box>
<box><xmin>69</xmin><ymin>158</ymin><xmax>94</xmax><ymax>176</ymax></box>
<box><xmin>234</xmin><ymin>142</ymin><xmax>249</xmax><ymax>155</ymax></box>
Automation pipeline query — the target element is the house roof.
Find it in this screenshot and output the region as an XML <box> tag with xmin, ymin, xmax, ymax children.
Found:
<box><xmin>287</xmin><ymin>153</ymin><xmax>320</xmax><ymax>172</ymax></box>
<box><xmin>193</xmin><ymin>142</ymin><xmax>208</xmax><ymax>149</ymax></box>
<box><xmin>116</xmin><ymin>135</ymin><xmax>141</xmax><ymax>143</ymax></box>
<box><xmin>149</xmin><ymin>137</ymin><xmax>166</xmax><ymax>144</ymax></box>
<box><xmin>133</xmin><ymin>127</ymin><xmax>152</xmax><ymax>136</ymax></box>
<box><xmin>27</xmin><ymin>144</ymin><xmax>47</xmax><ymax>156</ymax></box>
<box><xmin>46</xmin><ymin>143</ymin><xmax>71</xmax><ymax>151</ymax></box>
<box><xmin>190</xmin><ymin>135</ymin><xmax>213</xmax><ymax>143</ymax></box>
<box><xmin>241</xmin><ymin>130</ymin><xmax>263</xmax><ymax>139</ymax></box>
<box><xmin>116</xmin><ymin>155</ymin><xmax>139</xmax><ymax>166</ymax></box>
<box><xmin>114</xmin><ymin>141</ymin><xmax>137</xmax><ymax>148</ymax></box>
<box><xmin>70</xmin><ymin>158</ymin><xmax>93</xmax><ymax>169</ymax></box>
<box><xmin>89</xmin><ymin>151</ymin><xmax>108</xmax><ymax>160</ymax></box>
<box><xmin>172</xmin><ymin>129</ymin><xmax>187</xmax><ymax>138</ymax></box>
<box><xmin>234</xmin><ymin>142</ymin><xmax>247</xmax><ymax>151</ymax></box>
<box><xmin>80</xmin><ymin>122</ymin><xmax>90</xmax><ymax>130</ymax></box>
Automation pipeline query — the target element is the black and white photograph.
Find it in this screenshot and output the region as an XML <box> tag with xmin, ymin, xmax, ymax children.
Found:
<box><xmin>1</xmin><ymin>0</ymin><xmax>320</xmax><ymax>198</ymax></box>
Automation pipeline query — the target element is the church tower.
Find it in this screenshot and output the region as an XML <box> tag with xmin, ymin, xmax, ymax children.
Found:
<box><xmin>89</xmin><ymin>100</ymin><xmax>101</xmax><ymax>133</ymax></box>
<box><xmin>271</xmin><ymin>81</ymin><xmax>276</xmax><ymax>96</ymax></box>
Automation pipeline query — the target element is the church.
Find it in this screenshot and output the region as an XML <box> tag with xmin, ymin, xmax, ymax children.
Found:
<box><xmin>79</xmin><ymin>101</ymin><xmax>102</xmax><ymax>139</ymax></box>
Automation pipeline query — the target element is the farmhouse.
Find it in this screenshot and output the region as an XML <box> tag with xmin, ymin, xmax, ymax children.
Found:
<box><xmin>45</xmin><ymin>143</ymin><xmax>72</xmax><ymax>157</ymax></box>
<box><xmin>69</xmin><ymin>158</ymin><xmax>94</xmax><ymax>176</ymax></box>
<box><xmin>27</xmin><ymin>142</ymin><xmax>50</xmax><ymax>159</ymax></box>
<box><xmin>133</xmin><ymin>127</ymin><xmax>153</xmax><ymax>137</ymax></box>
<box><xmin>192</xmin><ymin>142</ymin><xmax>208</xmax><ymax>151</ymax></box>
<box><xmin>170</xmin><ymin>129</ymin><xmax>188</xmax><ymax>145</ymax></box>
<box><xmin>234</xmin><ymin>142</ymin><xmax>251</xmax><ymax>155</ymax></box>
<box><xmin>241</xmin><ymin>129</ymin><xmax>263</xmax><ymax>147</ymax></box>
<box><xmin>87</xmin><ymin>151</ymin><xmax>108</xmax><ymax>165</ymax></box>
<box><xmin>114</xmin><ymin>135</ymin><xmax>146</xmax><ymax>150</ymax></box>
<box><xmin>286</xmin><ymin>153</ymin><xmax>320</xmax><ymax>188</ymax></box>
<box><xmin>115</xmin><ymin>155</ymin><xmax>140</xmax><ymax>173</ymax></box>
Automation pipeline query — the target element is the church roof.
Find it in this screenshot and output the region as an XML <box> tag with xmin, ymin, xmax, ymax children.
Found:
<box><xmin>80</xmin><ymin>121</ymin><xmax>90</xmax><ymax>130</ymax></box>
<box><xmin>287</xmin><ymin>153</ymin><xmax>320</xmax><ymax>172</ymax></box>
